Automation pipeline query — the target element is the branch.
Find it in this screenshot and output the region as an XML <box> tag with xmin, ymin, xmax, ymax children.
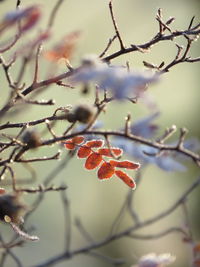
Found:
<box><xmin>40</xmin><ymin>130</ymin><xmax>200</xmax><ymax>166</ymax></box>
<box><xmin>30</xmin><ymin>176</ymin><xmax>200</xmax><ymax>267</ymax></box>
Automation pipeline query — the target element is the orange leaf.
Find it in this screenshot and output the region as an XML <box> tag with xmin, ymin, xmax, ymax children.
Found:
<box><xmin>115</xmin><ymin>170</ymin><xmax>136</xmax><ymax>189</ymax></box>
<box><xmin>71</xmin><ymin>136</ymin><xmax>84</xmax><ymax>144</ymax></box>
<box><xmin>64</xmin><ymin>136</ymin><xmax>84</xmax><ymax>150</ymax></box>
<box><xmin>77</xmin><ymin>146</ymin><xmax>92</xmax><ymax>158</ymax></box>
<box><xmin>110</xmin><ymin>160</ymin><xmax>140</xmax><ymax>169</ymax></box>
<box><xmin>85</xmin><ymin>139</ymin><xmax>104</xmax><ymax>148</ymax></box>
<box><xmin>64</xmin><ymin>141</ymin><xmax>75</xmax><ymax>150</ymax></box>
<box><xmin>194</xmin><ymin>243</ymin><xmax>200</xmax><ymax>253</ymax></box>
<box><xmin>97</xmin><ymin>162</ymin><xmax>115</xmax><ymax>179</ymax></box>
<box><xmin>98</xmin><ymin>148</ymin><xmax>123</xmax><ymax>157</ymax></box>
<box><xmin>85</xmin><ymin>153</ymin><xmax>103</xmax><ymax>170</ymax></box>
<box><xmin>44</xmin><ymin>31</ymin><xmax>81</xmax><ymax>62</ymax></box>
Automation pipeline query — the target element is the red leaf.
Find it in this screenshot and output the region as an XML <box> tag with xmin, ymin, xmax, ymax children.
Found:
<box><xmin>0</xmin><ymin>188</ymin><xmax>6</xmax><ymax>194</ymax></box>
<box><xmin>110</xmin><ymin>160</ymin><xmax>140</xmax><ymax>169</ymax></box>
<box><xmin>98</xmin><ymin>148</ymin><xmax>123</xmax><ymax>157</ymax></box>
<box><xmin>71</xmin><ymin>136</ymin><xmax>84</xmax><ymax>144</ymax></box>
<box><xmin>64</xmin><ymin>141</ymin><xmax>75</xmax><ymax>150</ymax></box>
<box><xmin>193</xmin><ymin>242</ymin><xmax>200</xmax><ymax>253</ymax></box>
<box><xmin>85</xmin><ymin>153</ymin><xmax>103</xmax><ymax>170</ymax></box>
<box><xmin>85</xmin><ymin>139</ymin><xmax>104</xmax><ymax>148</ymax></box>
<box><xmin>77</xmin><ymin>146</ymin><xmax>91</xmax><ymax>158</ymax></box>
<box><xmin>193</xmin><ymin>259</ymin><xmax>200</xmax><ymax>266</ymax></box>
<box><xmin>97</xmin><ymin>162</ymin><xmax>115</xmax><ymax>179</ymax></box>
<box><xmin>64</xmin><ymin>136</ymin><xmax>84</xmax><ymax>150</ymax></box>
<box><xmin>115</xmin><ymin>170</ymin><xmax>136</xmax><ymax>189</ymax></box>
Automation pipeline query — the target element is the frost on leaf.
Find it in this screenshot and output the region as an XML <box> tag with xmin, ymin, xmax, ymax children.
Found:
<box><xmin>115</xmin><ymin>170</ymin><xmax>136</xmax><ymax>189</ymax></box>
<box><xmin>85</xmin><ymin>153</ymin><xmax>103</xmax><ymax>170</ymax></box>
<box><xmin>77</xmin><ymin>146</ymin><xmax>92</xmax><ymax>158</ymax></box>
<box><xmin>110</xmin><ymin>160</ymin><xmax>140</xmax><ymax>169</ymax></box>
<box><xmin>64</xmin><ymin>136</ymin><xmax>140</xmax><ymax>188</ymax></box>
<box><xmin>97</xmin><ymin>162</ymin><xmax>115</xmax><ymax>179</ymax></box>
<box><xmin>64</xmin><ymin>136</ymin><xmax>84</xmax><ymax>150</ymax></box>
<box><xmin>85</xmin><ymin>139</ymin><xmax>104</xmax><ymax>148</ymax></box>
<box><xmin>98</xmin><ymin>148</ymin><xmax>123</xmax><ymax>157</ymax></box>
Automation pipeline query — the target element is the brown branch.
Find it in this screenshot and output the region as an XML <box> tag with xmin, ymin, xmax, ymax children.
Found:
<box><xmin>30</xmin><ymin>176</ymin><xmax>200</xmax><ymax>267</ymax></box>
<box><xmin>108</xmin><ymin>1</ymin><xmax>125</xmax><ymax>50</ymax></box>
<box><xmin>40</xmin><ymin>130</ymin><xmax>200</xmax><ymax>166</ymax></box>
<box><xmin>17</xmin><ymin>184</ymin><xmax>67</xmax><ymax>193</ymax></box>
<box><xmin>0</xmin><ymin>113</ymin><xmax>68</xmax><ymax>131</ymax></box>
<box><xmin>103</xmin><ymin>27</ymin><xmax>200</xmax><ymax>62</ymax></box>
<box><xmin>99</xmin><ymin>35</ymin><xmax>117</xmax><ymax>58</ymax></box>
<box><xmin>47</xmin><ymin>0</ymin><xmax>65</xmax><ymax>29</ymax></box>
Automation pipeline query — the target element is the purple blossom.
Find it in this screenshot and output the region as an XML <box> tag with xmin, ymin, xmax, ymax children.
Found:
<box><xmin>1</xmin><ymin>6</ymin><xmax>41</xmax><ymax>33</ymax></box>
<box><xmin>114</xmin><ymin>113</ymin><xmax>200</xmax><ymax>172</ymax></box>
<box><xmin>70</xmin><ymin>56</ymin><xmax>157</xmax><ymax>100</ymax></box>
<box><xmin>131</xmin><ymin>112</ymin><xmax>160</xmax><ymax>138</ymax></box>
<box><xmin>132</xmin><ymin>253</ymin><xmax>176</xmax><ymax>267</ymax></box>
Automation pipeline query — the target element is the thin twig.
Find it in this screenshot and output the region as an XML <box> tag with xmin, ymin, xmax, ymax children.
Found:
<box><xmin>60</xmin><ymin>188</ymin><xmax>71</xmax><ymax>251</ymax></box>
<box><xmin>47</xmin><ymin>0</ymin><xmax>65</xmax><ymax>29</ymax></box>
<box><xmin>108</xmin><ymin>1</ymin><xmax>125</xmax><ymax>50</ymax></box>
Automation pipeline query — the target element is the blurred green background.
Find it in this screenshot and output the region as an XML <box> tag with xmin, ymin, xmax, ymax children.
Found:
<box><xmin>0</xmin><ymin>0</ymin><xmax>200</xmax><ymax>266</ymax></box>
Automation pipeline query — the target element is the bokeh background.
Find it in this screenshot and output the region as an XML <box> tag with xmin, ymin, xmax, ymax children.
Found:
<box><xmin>0</xmin><ymin>0</ymin><xmax>200</xmax><ymax>266</ymax></box>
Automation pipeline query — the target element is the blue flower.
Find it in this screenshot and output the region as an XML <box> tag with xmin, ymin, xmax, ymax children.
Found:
<box><xmin>70</xmin><ymin>56</ymin><xmax>157</xmax><ymax>100</ymax></box>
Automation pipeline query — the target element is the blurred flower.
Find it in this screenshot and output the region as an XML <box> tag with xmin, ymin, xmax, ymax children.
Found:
<box><xmin>132</xmin><ymin>253</ymin><xmax>175</xmax><ymax>267</ymax></box>
<box><xmin>114</xmin><ymin>113</ymin><xmax>200</xmax><ymax>172</ymax></box>
<box><xmin>131</xmin><ymin>112</ymin><xmax>159</xmax><ymax>138</ymax></box>
<box><xmin>0</xmin><ymin>5</ymin><xmax>41</xmax><ymax>33</ymax></box>
<box><xmin>44</xmin><ymin>31</ymin><xmax>81</xmax><ymax>62</ymax></box>
<box><xmin>69</xmin><ymin>56</ymin><xmax>157</xmax><ymax>100</ymax></box>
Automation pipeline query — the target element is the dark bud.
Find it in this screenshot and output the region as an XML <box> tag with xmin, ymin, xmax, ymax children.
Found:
<box><xmin>66</xmin><ymin>112</ymin><xmax>77</xmax><ymax>123</ymax></box>
<box><xmin>81</xmin><ymin>84</ymin><xmax>90</xmax><ymax>95</ymax></box>
<box><xmin>0</xmin><ymin>193</ymin><xmax>27</xmax><ymax>224</ymax></box>
<box><xmin>74</xmin><ymin>104</ymin><xmax>95</xmax><ymax>123</ymax></box>
<box><xmin>22</xmin><ymin>129</ymin><xmax>41</xmax><ymax>148</ymax></box>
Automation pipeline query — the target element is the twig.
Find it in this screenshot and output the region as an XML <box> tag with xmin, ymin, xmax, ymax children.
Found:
<box><xmin>32</xmin><ymin>44</ymin><xmax>42</xmax><ymax>84</ymax></box>
<box><xmin>108</xmin><ymin>1</ymin><xmax>125</xmax><ymax>50</ymax></box>
<box><xmin>103</xmin><ymin>26</ymin><xmax>200</xmax><ymax>62</ymax></box>
<box><xmin>99</xmin><ymin>35</ymin><xmax>117</xmax><ymax>58</ymax></box>
<box><xmin>47</xmin><ymin>0</ymin><xmax>65</xmax><ymax>29</ymax></box>
<box><xmin>75</xmin><ymin>218</ymin><xmax>95</xmax><ymax>244</ymax></box>
<box><xmin>30</xmin><ymin>176</ymin><xmax>200</xmax><ymax>267</ymax></box>
<box><xmin>41</xmin><ymin>130</ymin><xmax>200</xmax><ymax>166</ymax></box>
<box><xmin>16</xmin><ymin>184</ymin><xmax>67</xmax><ymax>193</ymax></box>
<box><xmin>60</xmin><ymin>189</ymin><xmax>71</xmax><ymax>251</ymax></box>
<box><xmin>128</xmin><ymin>226</ymin><xmax>188</xmax><ymax>240</ymax></box>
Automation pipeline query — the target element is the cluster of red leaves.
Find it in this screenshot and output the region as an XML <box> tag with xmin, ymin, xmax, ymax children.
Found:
<box><xmin>64</xmin><ymin>136</ymin><xmax>140</xmax><ymax>189</ymax></box>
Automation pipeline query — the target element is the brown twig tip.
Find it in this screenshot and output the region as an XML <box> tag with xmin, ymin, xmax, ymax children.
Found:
<box><xmin>109</xmin><ymin>0</ymin><xmax>125</xmax><ymax>50</ymax></box>
<box><xmin>177</xmin><ymin>127</ymin><xmax>188</xmax><ymax>148</ymax></box>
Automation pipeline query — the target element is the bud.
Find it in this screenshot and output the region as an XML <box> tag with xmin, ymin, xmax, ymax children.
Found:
<box><xmin>66</xmin><ymin>112</ymin><xmax>77</xmax><ymax>123</ymax></box>
<box><xmin>66</xmin><ymin>104</ymin><xmax>95</xmax><ymax>124</ymax></box>
<box><xmin>22</xmin><ymin>129</ymin><xmax>41</xmax><ymax>148</ymax></box>
<box><xmin>0</xmin><ymin>193</ymin><xmax>27</xmax><ymax>224</ymax></box>
<box><xmin>74</xmin><ymin>104</ymin><xmax>95</xmax><ymax>123</ymax></box>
